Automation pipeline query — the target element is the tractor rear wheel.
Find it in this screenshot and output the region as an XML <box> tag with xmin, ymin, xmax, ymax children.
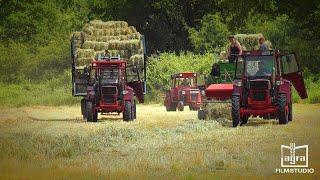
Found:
<box><xmin>277</xmin><ymin>94</ymin><xmax>288</xmax><ymax>125</ymax></box>
<box><xmin>81</xmin><ymin>99</ymin><xmax>86</xmax><ymax>119</ymax></box>
<box><xmin>231</xmin><ymin>95</ymin><xmax>241</xmax><ymax>127</ymax></box>
<box><xmin>177</xmin><ymin>101</ymin><xmax>184</xmax><ymax>111</ymax></box>
<box><xmin>86</xmin><ymin>101</ymin><xmax>97</xmax><ymax>122</ymax></box>
<box><xmin>198</xmin><ymin>109</ymin><xmax>207</xmax><ymax>120</ymax></box>
<box><xmin>123</xmin><ymin>101</ymin><xmax>133</xmax><ymax>121</ymax></box>
<box><xmin>132</xmin><ymin>100</ymin><xmax>136</xmax><ymax>120</ymax></box>
<box><xmin>166</xmin><ymin>103</ymin><xmax>176</xmax><ymax>111</ymax></box>
<box><xmin>288</xmin><ymin>92</ymin><xmax>293</xmax><ymax>122</ymax></box>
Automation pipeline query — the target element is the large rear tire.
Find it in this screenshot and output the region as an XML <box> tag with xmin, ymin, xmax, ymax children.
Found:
<box><xmin>166</xmin><ymin>103</ymin><xmax>176</xmax><ymax>111</ymax></box>
<box><xmin>123</xmin><ymin>101</ymin><xmax>133</xmax><ymax>121</ymax></box>
<box><xmin>132</xmin><ymin>100</ymin><xmax>136</xmax><ymax>120</ymax></box>
<box><xmin>86</xmin><ymin>101</ymin><xmax>97</xmax><ymax>122</ymax></box>
<box><xmin>288</xmin><ymin>92</ymin><xmax>293</xmax><ymax>122</ymax></box>
<box><xmin>277</xmin><ymin>94</ymin><xmax>288</xmax><ymax>125</ymax></box>
<box><xmin>232</xmin><ymin>95</ymin><xmax>241</xmax><ymax>127</ymax></box>
<box><xmin>81</xmin><ymin>99</ymin><xmax>86</xmax><ymax>119</ymax></box>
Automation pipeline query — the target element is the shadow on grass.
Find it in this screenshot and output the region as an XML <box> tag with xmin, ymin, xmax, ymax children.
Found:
<box><xmin>214</xmin><ymin>118</ymin><xmax>279</xmax><ymax>127</ymax></box>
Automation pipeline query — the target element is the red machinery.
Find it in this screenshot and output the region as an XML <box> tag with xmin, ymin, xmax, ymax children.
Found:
<box><xmin>164</xmin><ymin>72</ymin><xmax>203</xmax><ymax>111</ymax></box>
<box><xmin>79</xmin><ymin>57</ymin><xmax>145</xmax><ymax>122</ymax></box>
<box><xmin>199</xmin><ymin>50</ymin><xmax>308</xmax><ymax>127</ymax></box>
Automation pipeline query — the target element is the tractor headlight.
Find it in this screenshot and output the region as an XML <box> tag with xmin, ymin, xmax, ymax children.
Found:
<box><xmin>233</xmin><ymin>81</ymin><xmax>242</xmax><ymax>87</ymax></box>
<box><xmin>201</xmin><ymin>90</ymin><xmax>205</xmax><ymax>95</ymax></box>
<box><xmin>181</xmin><ymin>90</ymin><xmax>186</xmax><ymax>95</ymax></box>
<box><xmin>122</xmin><ymin>90</ymin><xmax>128</xmax><ymax>95</ymax></box>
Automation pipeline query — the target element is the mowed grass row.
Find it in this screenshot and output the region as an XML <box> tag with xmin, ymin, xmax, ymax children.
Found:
<box><xmin>0</xmin><ymin>104</ymin><xmax>319</xmax><ymax>178</ymax></box>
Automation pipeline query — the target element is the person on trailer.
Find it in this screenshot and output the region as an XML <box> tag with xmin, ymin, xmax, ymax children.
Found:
<box><xmin>259</xmin><ymin>37</ymin><xmax>269</xmax><ymax>52</ymax></box>
<box><xmin>227</xmin><ymin>35</ymin><xmax>242</xmax><ymax>63</ymax></box>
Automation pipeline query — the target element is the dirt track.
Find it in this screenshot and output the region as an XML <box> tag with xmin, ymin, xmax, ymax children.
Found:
<box><xmin>0</xmin><ymin>104</ymin><xmax>319</xmax><ymax>179</ymax></box>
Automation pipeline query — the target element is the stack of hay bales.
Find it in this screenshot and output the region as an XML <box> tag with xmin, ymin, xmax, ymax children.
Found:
<box><xmin>72</xmin><ymin>20</ymin><xmax>144</xmax><ymax>71</ymax></box>
<box><xmin>234</xmin><ymin>34</ymin><xmax>272</xmax><ymax>51</ymax></box>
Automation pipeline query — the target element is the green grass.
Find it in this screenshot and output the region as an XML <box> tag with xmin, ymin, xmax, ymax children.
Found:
<box><xmin>0</xmin><ymin>71</ymin><xmax>79</xmax><ymax>107</ymax></box>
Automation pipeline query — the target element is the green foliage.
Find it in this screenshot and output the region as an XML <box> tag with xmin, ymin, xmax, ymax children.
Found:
<box><xmin>146</xmin><ymin>52</ymin><xmax>216</xmax><ymax>102</ymax></box>
<box><xmin>189</xmin><ymin>14</ymin><xmax>229</xmax><ymax>53</ymax></box>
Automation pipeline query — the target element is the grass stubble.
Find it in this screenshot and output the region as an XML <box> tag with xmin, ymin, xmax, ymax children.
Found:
<box><xmin>0</xmin><ymin>104</ymin><xmax>319</xmax><ymax>179</ymax></box>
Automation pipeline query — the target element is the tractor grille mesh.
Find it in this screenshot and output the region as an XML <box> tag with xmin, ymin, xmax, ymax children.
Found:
<box><xmin>102</xmin><ymin>86</ymin><xmax>117</xmax><ymax>94</ymax></box>
<box><xmin>103</xmin><ymin>95</ymin><xmax>116</xmax><ymax>104</ymax></box>
<box><xmin>249</xmin><ymin>80</ymin><xmax>269</xmax><ymax>90</ymax></box>
<box><xmin>252</xmin><ymin>91</ymin><xmax>266</xmax><ymax>101</ymax></box>
<box><xmin>191</xmin><ymin>93</ymin><xmax>198</xmax><ymax>102</ymax></box>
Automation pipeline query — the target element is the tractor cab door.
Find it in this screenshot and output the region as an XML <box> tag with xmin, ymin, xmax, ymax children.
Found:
<box><xmin>280</xmin><ymin>54</ymin><xmax>308</xmax><ymax>99</ymax></box>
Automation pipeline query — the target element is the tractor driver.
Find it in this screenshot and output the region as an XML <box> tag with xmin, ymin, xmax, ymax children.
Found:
<box><xmin>255</xmin><ymin>61</ymin><xmax>271</xmax><ymax>76</ymax></box>
<box><xmin>181</xmin><ymin>78</ymin><xmax>190</xmax><ymax>86</ymax></box>
<box><xmin>227</xmin><ymin>35</ymin><xmax>243</xmax><ymax>63</ymax></box>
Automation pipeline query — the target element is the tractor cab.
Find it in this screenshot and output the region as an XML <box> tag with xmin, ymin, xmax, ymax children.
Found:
<box><xmin>91</xmin><ymin>59</ymin><xmax>127</xmax><ymax>108</ymax></box>
<box><xmin>164</xmin><ymin>72</ymin><xmax>202</xmax><ymax>111</ymax></box>
<box><xmin>230</xmin><ymin>50</ymin><xmax>308</xmax><ymax>127</ymax></box>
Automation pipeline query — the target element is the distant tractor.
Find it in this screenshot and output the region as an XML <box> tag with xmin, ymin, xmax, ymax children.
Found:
<box><xmin>164</xmin><ymin>72</ymin><xmax>203</xmax><ymax>111</ymax></box>
<box><xmin>199</xmin><ymin>50</ymin><xmax>308</xmax><ymax>127</ymax></box>
<box><xmin>79</xmin><ymin>58</ymin><xmax>145</xmax><ymax>122</ymax></box>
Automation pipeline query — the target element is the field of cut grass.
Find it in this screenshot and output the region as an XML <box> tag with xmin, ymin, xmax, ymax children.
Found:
<box><xmin>0</xmin><ymin>104</ymin><xmax>319</xmax><ymax>179</ymax></box>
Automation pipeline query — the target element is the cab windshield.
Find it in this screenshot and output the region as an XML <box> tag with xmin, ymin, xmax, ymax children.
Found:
<box><xmin>245</xmin><ymin>56</ymin><xmax>275</xmax><ymax>77</ymax></box>
<box><xmin>100</xmin><ymin>69</ymin><xmax>120</xmax><ymax>84</ymax></box>
<box><xmin>175</xmin><ymin>77</ymin><xmax>196</xmax><ymax>87</ymax></box>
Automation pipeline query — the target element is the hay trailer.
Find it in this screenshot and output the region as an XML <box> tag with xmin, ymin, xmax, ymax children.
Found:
<box><xmin>164</xmin><ymin>72</ymin><xmax>203</xmax><ymax>111</ymax></box>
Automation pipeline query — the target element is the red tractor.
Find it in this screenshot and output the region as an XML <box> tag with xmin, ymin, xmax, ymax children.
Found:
<box><xmin>164</xmin><ymin>72</ymin><xmax>203</xmax><ymax>111</ymax></box>
<box><xmin>79</xmin><ymin>58</ymin><xmax>145</xmax><ymax>122</ymax></box>
<box><xmin>231</xmin><ymin>50</ymin><xmax>308</xmax><ymax>126</ymax></box>
<box><xmin>199</xmin><ymin>50</ymin><xmax>308</xmax><ymax>127</ymax></box>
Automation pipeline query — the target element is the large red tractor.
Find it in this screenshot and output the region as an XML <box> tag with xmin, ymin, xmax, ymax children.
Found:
<box><xmin>199</xmin><ymin>50</ymin><xmax>308</xmax><ymax>127</ymax></box>
<box><xmin>80</xmin><ymin>58</ymin><xmax>145</xmax><ymax>122</ymax></box>
<box><xmin>164</xmin><ymin>72</ymin><xmax>203</xmax><ymax>111</ymax></box>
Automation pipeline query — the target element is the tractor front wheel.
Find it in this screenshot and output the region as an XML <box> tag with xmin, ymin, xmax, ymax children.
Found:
<box><xmin>86</xmin><ymin>101</ymin><xmax>97</xmax><ymax>122</ymax></box>
<box><xmin>277</xmin><ymin>94</ymin><xmax>288</xmax><ymax>125</ymax></box>
<box><xmin>231</xmin><ymin>95</ymin><xmax>241</xmax><ymax>127</ymax></box>
<box><xmin>123</xmin><ymin>101</ymin><xmax>133</xmax><ymax>121</ymax></box>
<box><xmin>198</xmin><ymin>109</ymin><xmax>207</xmax><ymax>120</ymax></box>
<box><xmin>177</xmin><ymin>101</ymin><xmax>184</xmax><ymax>111</ymax></box>
<box><xmin>240</xmin><ymin>116</ymin><xmax>248</xmax><ymax>126</ymax></box>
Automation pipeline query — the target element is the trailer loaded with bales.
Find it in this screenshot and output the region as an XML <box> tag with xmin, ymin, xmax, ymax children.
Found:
<box><xmin>71</xmin><ymin>20</ymin><xmax>147</xmax><ymax>122</ymax></box>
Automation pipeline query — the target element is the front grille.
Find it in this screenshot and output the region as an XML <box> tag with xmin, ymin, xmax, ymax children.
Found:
<box><xmin>191</xmin><ymin>93</ymin><xmax>198</xmax><ymax>102</ymax></box>
<box><xmin>249</xmin><ymin>80</ymin><xmax>269</xmax><ymax>90</ymax></box>
<box><xmin>103</xmin><ymin>95</ymin><xmax>116</xmax><ymax>104</ymax></box>
<box><xmin>101</xmin><ymin>86</ymin><xmax>117</xmax><ymax>94</ymax></box>
<box><xmin>252</xmin><ymin>91</ymin><xmax>266</xmax><ymax>101</ymax></box>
